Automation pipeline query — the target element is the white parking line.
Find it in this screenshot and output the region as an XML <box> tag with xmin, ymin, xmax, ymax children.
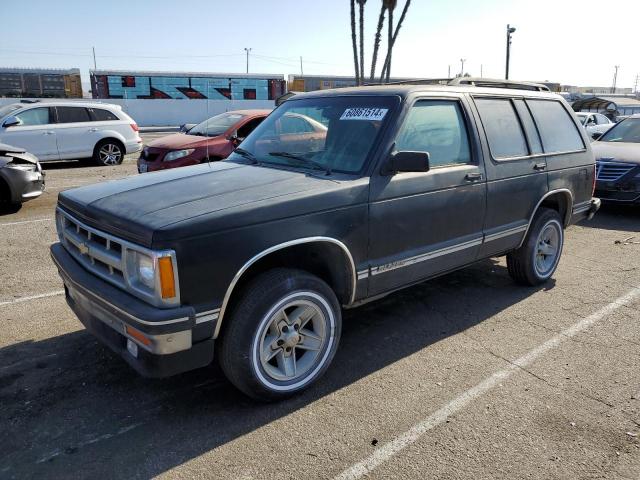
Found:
<box><xmin>334</xmin><ymin>286</ymin><xmax>640</xmax><ymax>480</ymax></box>
<box><xmin>0</xmin><ymin>217</ymin><xmax>53</xmax><ymax>227</ymax></box>
<box><xmin>0</xmin><ymin>290</ymin><xmax>65</xmax><ymax>307</ymax></box>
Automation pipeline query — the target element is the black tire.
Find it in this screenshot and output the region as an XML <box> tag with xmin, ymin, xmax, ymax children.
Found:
<box><xmin>507</xmin><ymin>207</ymin><xmax>564</xmax><ymax>286</ymax></box>
<box><xmin>93</xmin><ymin>139</ymin><xmax>124</xmax><ymax>166</ymax></box>
<box><xmin>218</xmin><ymin>268</ymin><xmax>342</xmax><ymax>401</ymax></box>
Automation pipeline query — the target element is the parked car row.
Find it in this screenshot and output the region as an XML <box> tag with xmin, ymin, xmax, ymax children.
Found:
<box><xmin>576</xmin><ymin>111</ymin><xmax>615</xmax><ymax>139</ymax></box>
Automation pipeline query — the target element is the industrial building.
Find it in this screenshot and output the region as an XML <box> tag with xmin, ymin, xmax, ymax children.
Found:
<box><xmin>90</xmin><ymin>70</ymin><xmax>286</xmax><ymax>100</ymax></box>
<box><xmin>0</xmin><ymin>68</ymin><xmax>82</xmax><ymax>98</ymax></box>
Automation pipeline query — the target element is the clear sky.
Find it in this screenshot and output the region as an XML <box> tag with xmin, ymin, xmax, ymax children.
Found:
<box><xmin>1</xmin><ymin>0</ymin><xmax>639</xmax><ymax>90</ymax></box>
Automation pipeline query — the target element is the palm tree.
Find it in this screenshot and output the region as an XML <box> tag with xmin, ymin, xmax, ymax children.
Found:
<box><xmin>369</xmin><ymin>2</ymin><xmax>386</xmax><ymax>82</ymax></box>
<box><xmin>380</xmin><ymin>0</ymin><xmax>411</xmax><ymax>81</ymax></box>
<box><xmin>357</xmin><ymin>0</ymin><xmax>367</xmax><ymax>84</ymax></box>
<box><xmin>383</xmin><ymin>0</ymin><xmax>397</xmax><ymax>83</ymax></box>
<box><xmin>350</xmin><ymin>0</ymin><xmax>360</xmax><ymax>86</ymax></box>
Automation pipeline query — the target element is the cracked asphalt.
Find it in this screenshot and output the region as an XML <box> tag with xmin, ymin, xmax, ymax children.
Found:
<box><xmin>1</xmin><ymin>140</ymin><xmax>640</xmax><ymax>479</ymax></box>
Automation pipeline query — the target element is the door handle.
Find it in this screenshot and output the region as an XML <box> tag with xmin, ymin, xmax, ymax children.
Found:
<box><xmin>88</xmin><ymin>128</ymin><xmax>98</xmax><ymax>132</ymax></box>
<box><xmin>43</xmin><ymin>131</ymin><xmax>55</xmax><ymax>135</ymax></box>
<box><xmin>533</xmin><ymin>162</ymin><xmax>546</xmax><ymax>170</ymax></box>
<box><xmin>465</xmin><ymin>172</ymin><xmax>483</xmax><ymax>181</ymax></box>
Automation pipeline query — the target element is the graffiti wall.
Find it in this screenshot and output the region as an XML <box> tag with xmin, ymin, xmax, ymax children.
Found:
<box><xmin>91</xmin><ymin>73</ymin><xmax>286</xmax><ymax>100</ymax></box>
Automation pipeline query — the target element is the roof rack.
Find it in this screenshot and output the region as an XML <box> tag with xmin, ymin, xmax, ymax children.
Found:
<box><xmin>362</xmin><ymin>78</ymin><xmax>450</xmax><ymax>87</ymax></box>
<box><xmin>448</xmin><ymin>77</ymin><xmax>550</xmax><ymax>92</ymax></box>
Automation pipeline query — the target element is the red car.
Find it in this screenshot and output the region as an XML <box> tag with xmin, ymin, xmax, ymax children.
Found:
<box><xmin>137</xmin><ymin>109</ymin><xmax>271</xmax><ymax>173</ymax></box>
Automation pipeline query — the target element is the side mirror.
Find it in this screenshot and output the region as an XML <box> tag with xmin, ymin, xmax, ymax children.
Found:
<box><xmin>591</xmin><ymin>132</ymin><xmax>603</xmax><ymax>141</ymax></box>
<box><xmin>2</xmin><ymin>116</ymin><xmax>20</xmax><ymax>128</ymax></box>
<box><xmin>386</xmin><ymin>151</ymin><xmax>430</xmax><ymax>174</ymax></box>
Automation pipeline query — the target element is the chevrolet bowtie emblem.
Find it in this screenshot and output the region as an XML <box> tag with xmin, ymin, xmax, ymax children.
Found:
<box><xmin>78</xmin><ymin>242</ymin><xmax>90</xmax><ymax>255</ymax></box>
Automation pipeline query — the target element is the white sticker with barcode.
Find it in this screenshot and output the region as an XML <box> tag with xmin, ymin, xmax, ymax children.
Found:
<box><xmin>340</xmin><ymin>108</ymin><xmax>388</xmax><ymax>121</ymax></box>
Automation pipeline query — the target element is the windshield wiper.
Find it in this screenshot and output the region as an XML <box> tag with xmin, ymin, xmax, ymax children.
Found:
<box><xmin>233</xmin><ymin>147</ymin><xmax>259</xmax><ymax>164</ymax></box>
<box><xmin>268</xmin><ymin>151</ymin><xmax>331</xmax><ymax>175</ymax></box>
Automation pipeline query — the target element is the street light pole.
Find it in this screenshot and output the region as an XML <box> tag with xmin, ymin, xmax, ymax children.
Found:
<box><xmin>505</xmin><ymin>24</ymin><xmax>516</xmax><ymax>79</ymax></box>
<box><xmin>460</xmin><ymin>58</ymin><xmax>466</xmax><ymax>77</ymax></box>
<box><xmin>244</xmin><ymin>48</ymin><xmax>252</xmax><ymax>74</ymax></box>
<box><xmin>611</xmin><ymin>65</ymin><xmax>620</xmax><ymax>94</ymax></box>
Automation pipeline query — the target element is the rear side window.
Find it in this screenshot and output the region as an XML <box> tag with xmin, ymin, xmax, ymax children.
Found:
<box><xmin>395</xmin><ymin>100</ymin><xmax>471</xmax><ymax>167</ymax></box>
<box><xmin>14</xmin><ymin>107</ymin><xmax>50</xmax><ymax>126</ymax></box>
<box><xmin>56</xmin><ymin>107</ymin><xmax>91</xmax><ymax>123</ymax></box>
<box><xmin>513</xmin><ymin>99</ymin><xmax>542</xmax><ymax>154</ymax></box>
<box><xmin>475</xmin><ymin>98</ymin><xmax>528</xmax><ymax>159</ymax></box>
<box><xmin>526</xmin><ymin>100</ymin><xmax>584</xmax><ymax>153</ymax></box>
<box><xmin>89</xmin><ymin>108</ymin><xmax>118</xmax><ymax>121</ymax></box>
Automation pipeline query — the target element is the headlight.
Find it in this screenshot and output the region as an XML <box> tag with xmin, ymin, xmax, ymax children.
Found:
<box><xmin>163</xmin><ymin>149</ymin><xmax>195</xmax><ymax>161</ymax></box>
<box><xmin>129</xmin><ymin>251</ymin><xmax>155</xmax><ymax>289</ymax></box>
<box><xmin>125</xmin><ymin>249</ymin><xmax>179</xmax><ymax>304</ymax></box>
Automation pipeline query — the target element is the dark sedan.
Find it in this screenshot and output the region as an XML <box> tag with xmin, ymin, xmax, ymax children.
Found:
<box><xmin>592</xmin><ymin>115</ymin><xmax>640</xmax><ymax>204</ymax></box>
<box><xmin>0</xmin><ymin>143</ymin><xmax>44</xmax><ymax>211</ymax></box>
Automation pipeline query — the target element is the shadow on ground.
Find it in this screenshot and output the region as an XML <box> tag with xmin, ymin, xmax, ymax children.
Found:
<box><xmin>580</xmin><ymin>204</ymin><xmax>640</xmax><ymax>232</ymax></box>
<box><xmin>0</xmin><ymin>259</ymin><xmax>554</xmax><ymax>479</ymax></box>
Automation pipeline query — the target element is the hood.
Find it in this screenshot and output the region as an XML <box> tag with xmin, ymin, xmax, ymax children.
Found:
<box><xmin>592</xmin><ymin>141</ymin><xmax>640</xmax><ymax>165</ymax></box>
<box><xmin>58</xmin><ymin>161</ymin><xmax>367</xmax><ymax>247</ymax></box>
<box><xmin>146</xmin><ymin>133</ymin><xmax>222</xmax><ymax>150</ymax></box>
<box><xmin>0</xmin><ymin>143</ymin><xmax>39</xmax><ymax>166</ymax></box>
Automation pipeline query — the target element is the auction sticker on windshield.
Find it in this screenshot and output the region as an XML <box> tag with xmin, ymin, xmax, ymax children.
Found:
<box><xmin>340</xmin><ymin>108</ymin><xmax>388</xmax><ymax>121</ymax></box>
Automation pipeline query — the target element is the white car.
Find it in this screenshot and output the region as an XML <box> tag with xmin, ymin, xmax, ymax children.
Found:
<box><xmin>0</xmin><ymin>101</ymin><xmax>142</xmax><ymax>165</ymax></box>
<box><xmin>576</xmin><ymin>112</ymin><xmax>615</xmax><ymax>139</ymax></box>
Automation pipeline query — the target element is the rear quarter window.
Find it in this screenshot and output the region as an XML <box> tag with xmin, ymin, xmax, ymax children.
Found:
<box><xmin>89</xmin><ymin>108</ymin><xmax>119</xmax><ymax>121</ymax></box>
<box><xmin>475</xmin><ymin>98</ymin><xmax>529</xmax><ymax>159</ymax></box>
<box><xmin>526</xmin><ymin>100</ymin><xmax>585</xmax><ymax>153</ymax></box>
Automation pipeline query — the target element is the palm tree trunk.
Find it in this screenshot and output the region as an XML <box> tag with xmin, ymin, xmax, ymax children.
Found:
<box><xmin>369</xmin><ymin>4</ymin><xmax>386</xmax><ymax>82</ymax></box>
<box><xmin>380</xmin><ymin>0</ymin><xmax>411</xmax><ymax>82</ymax></box>
<box><xmin>358</xmin><ymin>1</ymin><xmax>366</xmax><ymax>84</ymax></box>
<box><xmin>385</xmin><ymin>6</ymin><xmax>393</xmax><ymax>83</ymax></box>
<box><xmin>350</xmin><ymin>0</ymin><xmax>360</xmax><ymax>86</ymax></box>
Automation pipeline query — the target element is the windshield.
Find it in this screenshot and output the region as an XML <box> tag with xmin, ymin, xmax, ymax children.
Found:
<box><xmin>0</xmin><ymin>104</ymin><xmax>22</xmax><ymax>119</ymax></box>
<box><xmin>576</xmin><ymin>114</ymin><xmax>588</xmax><ymax>125</ymax></box>
<box><xmin>188</xmin><ymin>112</ymin><xmax>245</xmax><ymax>137</ymax></box>
<box><xmin>227</xmin><ymin>96</ymin><xmax>398</xmax><ymax>174</ymax></box>
<box><xmin>599</xmin><ymin>118</ymin><xmax>640</xmax><ymax>143</ymax></box>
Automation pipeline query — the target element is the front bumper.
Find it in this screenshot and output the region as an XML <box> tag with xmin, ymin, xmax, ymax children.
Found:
<box><xmin>571</xmin><ymin>197</ymin><xmax>601</xmax><ymax>223</ymax></box>
<box><xmin>51</xmin><ymin>243</ymin><xmax>214</xmax><ymax>377</ymax></box>
<box><xmin>594</xmin><ymin>185</ymin><xmax>640</xmax><ymax>204</ymax></box>
<box><xmin>1</xmin><ymin>165</ymin><xmax>45</xmax><ymax>204</ymax></box>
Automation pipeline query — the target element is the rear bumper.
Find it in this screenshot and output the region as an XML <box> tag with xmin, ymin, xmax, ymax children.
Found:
<box><xmin>50</xmin><ymin>242</ymin><xmax>214</xmax><ymax>377</ymax></box>
<box><xmin>571</xmin><ymin>197</ymin><xmax>601</xmax><ymax>223</ymax></box>
<box><xmin>125</xmin><ymin>140</ymin><xmax>143</xmax><ymax>155</ymax></box>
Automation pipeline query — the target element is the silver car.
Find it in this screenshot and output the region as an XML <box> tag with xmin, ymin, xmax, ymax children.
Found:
<box><xmin>0</xmin><ymin>143</ymin><xmax>45</xmax><ymax>210</ymax></box>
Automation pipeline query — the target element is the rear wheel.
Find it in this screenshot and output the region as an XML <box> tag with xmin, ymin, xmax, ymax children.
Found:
<box><xmin>219</xmin><ymin>268</ymin><xmax>341</xmax><ymax>401</ymax></box>
<box><xmin>93</xmin><ymin>140</ymin><xmax>124</xmax><ymax>166</ymax></box>
<box><xmin>507</xmin><ymin>208</ymin><xmax>564</xmax><ymax>286</ymax></box>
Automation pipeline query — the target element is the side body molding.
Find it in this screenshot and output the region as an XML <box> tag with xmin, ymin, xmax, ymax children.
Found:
<box><xmin>213</xmin><ymin>237</ymin><xmax>357</xmax><ymax>339</ymax></box>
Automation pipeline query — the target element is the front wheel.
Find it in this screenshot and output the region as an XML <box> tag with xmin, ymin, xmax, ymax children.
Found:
<box><xmin>218</xmin><ymin>268</ymin><xmax>341</xmax><ymax>401</ymax></box>
<box><xmin>507</xmin><ymin>207</ymin><xmax>564</xmax><ymax>286</ymax></box>
<box><xmin>93</xmin><ymin>140</ymin><xmax>124</xmax><ymax>166</ymax></box>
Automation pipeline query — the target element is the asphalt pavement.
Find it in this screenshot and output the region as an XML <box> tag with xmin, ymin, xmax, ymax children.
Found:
<box><xmin>1</xmin><ymin>137</ymin><xmax>640</xmax><ymax>479</ymax></box>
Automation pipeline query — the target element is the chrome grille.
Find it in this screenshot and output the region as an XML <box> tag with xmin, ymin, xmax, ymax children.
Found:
<box><xmin>596</xmin><ymin>161</ymin><xmax>635</xmax><ymax>182</ymax></box>
<box><xmin>57</xmin><ymin>210</ymin><xmax>127</xmax><ymax>290</ymax></box>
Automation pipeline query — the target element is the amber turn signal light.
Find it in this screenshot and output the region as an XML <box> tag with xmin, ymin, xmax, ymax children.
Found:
<box><xmin>158</xmin><ymin>256</ymin><xmax>176</xmax><ymax>299</ymax></box>
<box><xmin>125</xmin><ymin>325</ymin><xmax>152</xmax><ymax>346</ymax></box>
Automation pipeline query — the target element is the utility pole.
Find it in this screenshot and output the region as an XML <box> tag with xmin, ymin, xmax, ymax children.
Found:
<box><xmin>505</xmin><ymin>24</ymin><xmax>516</xmax><ymax>79</ymax></box>
<box><xmin>92</xmin><ymin>46</ymin><xmax>97</xmax><ymax>70</ymax></box>
<box><xmin>633</xmin><ymin>74</ymin><xmax>638</xmax><ymax>94</ymax></box>
<box><xmin>244</xmin><ymin>48</ymin><xmax>252</xmax><ymax>74</ymax></box>
<box><xmin>611</xmin><ymin>65</ymin><xmax>619</xmax><ymax>94</ymax></box>
<box><xmin>448</xmin><ymin>65</ymin><xmax>451</xmax><ymax>78</ymax></box>
<box><xmin>300</xmin><ymin>56</ymin><xmax>304</xmax><ymax>76</ymax></box>
<box><xmin>480</xmin><ymin>64</ymin><xmax>483</xmax><ymax>78</ymax></box>
<box><xmin>460</xmin><ymin>58</ymin><xmax>466</xmax><ymax>77</ymax></box>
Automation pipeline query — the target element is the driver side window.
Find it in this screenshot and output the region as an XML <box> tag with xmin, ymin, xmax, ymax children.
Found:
<box><xmin>395</xmin><ymin>100</ymin><xmax>471</xmax><ymax>167</ymax></box>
